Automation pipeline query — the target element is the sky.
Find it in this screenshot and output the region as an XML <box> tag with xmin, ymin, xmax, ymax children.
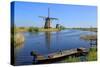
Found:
<box><xmin>12</xmin><ymin>1</ymin><xmax>97</xmax><ymax>28</ymax></box>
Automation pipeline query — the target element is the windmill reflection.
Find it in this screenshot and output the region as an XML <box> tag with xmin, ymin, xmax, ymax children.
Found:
<box><xmin>45</xmin><ymin>32</ymin><xmax>51</xmax><ymax>51</ymax></box>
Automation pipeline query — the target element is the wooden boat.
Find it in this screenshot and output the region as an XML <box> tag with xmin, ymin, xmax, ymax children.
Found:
<box><xmin>31</xmin><ymin>47</ymin><xmax>88</xmax><ymax>63</ymax></box>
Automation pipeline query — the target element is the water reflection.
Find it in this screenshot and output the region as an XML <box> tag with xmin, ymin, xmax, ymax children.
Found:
<box><xmin>56</xmin><ymin>31</ymin><xmax>60</xmax><ymax>44</ymax></box>
<box><xmin>14</xmin><ymin>42</ymin><xmax>25</xmax><ymax>65</ymax></box>
<box><xmin>44</xmin><ymin>31</ymin><xmax>61</xmax><ymax>51</ymax></box>
<box><xmin>14</xmin><ymin>34</ymin><xmax>25</xmax><ymax>65</ymax></box>
<box><xmin>15</xmin><ymin>43</ymin><xmax>24</xmax><ymax>50</ymax></box>
<box><xmin>45</xmin><ymin>32</ymin><xmax>51</xmax><ymax>51</ymax></box>
<box><xmin>29</xmin><ymin>31</ymin><xmax>39</xmax><ymax>36</ymax></box>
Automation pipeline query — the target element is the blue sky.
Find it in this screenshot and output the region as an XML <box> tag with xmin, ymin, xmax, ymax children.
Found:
<box><xmin>13</xmin><ymin>1</ymin><xmax>97</xmax><ymax>28</ymax></box>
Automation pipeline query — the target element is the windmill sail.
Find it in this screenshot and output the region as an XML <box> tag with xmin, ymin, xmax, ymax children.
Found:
<box><xmin>39</xmin><ymin>8</ymin><xmax>58</xmax><ymax>28</ymax></box>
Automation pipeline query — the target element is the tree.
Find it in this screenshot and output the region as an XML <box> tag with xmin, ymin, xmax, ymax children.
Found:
<box><xmin>60</xmin><ymin>25</ymin><xmax>66</xmax><ymax>30</ymax></box>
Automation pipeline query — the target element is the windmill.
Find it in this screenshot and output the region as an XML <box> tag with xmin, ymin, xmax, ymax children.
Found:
<box><xmin>39</xmin><ymin>8</ymin><xmax>58</xmax><ymax>28</ymax></box>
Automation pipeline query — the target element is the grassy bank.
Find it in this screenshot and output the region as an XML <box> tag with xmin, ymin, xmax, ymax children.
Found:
<box><xmin>71</xmin><ymin>28</ymin><xmax>97</xmax><ymax>32</ymax></box>
<box><xmin>62</xmin><ymin>46</ymin><xmax>97</xmax><ymax>62</ymax></box>
<box><xmin>80</xmin><ymin>35</ymin><xmax>97</xmax><ymax>41</ymax></box>
<box><xmin>14</xmin><ymin>27</ymin><xmax>61</xmax><ymax>32</ymax></box>
<box><xmin>14</xmin><ymin>27</ymin><xmax>98</xmax><ymax>33</ymax></box>
<box><xmin>86</xmin><ymin>46</ymin><xmax>97</xmax><ymax>61</ymax></box>
<box><xmin>63</xmin><ymin>56</ymin><xmax>80</xmax><ymax>62</ymax></box>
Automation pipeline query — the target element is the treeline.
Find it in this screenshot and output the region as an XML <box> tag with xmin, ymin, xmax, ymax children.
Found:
<box><xmin>14</xmin><ymin>27</ymin><xmax>39</xmax><ymax>32</ymax></box>
<box><xmin>71</xmin><ymin>27</ymin><xmax>97</xmax><ymax>32</ymax></box>
<box><xmin>28</xmin><ymin>27</ymin><xmax>39</xmax><ymax>32</ymax></box>
<box><xmin>13</xmin><ymin>26</ymin><xmax>67</xmax><ymax>32</ymax></box>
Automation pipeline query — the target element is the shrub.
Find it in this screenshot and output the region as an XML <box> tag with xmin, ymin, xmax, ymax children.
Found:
<box><xmin>28</xmin><ymin>27</ymin><xmax>39</xmax><ymax>32</ymax></box>
<box><xmin>64</xmin><ymin>56</ymin><xmax>80</xmax><ymax>62</ymax></box>
<box><xmin>86</xmin><ymin>47</ymin><xmax>97</xmax><ymax>61</ymax></box>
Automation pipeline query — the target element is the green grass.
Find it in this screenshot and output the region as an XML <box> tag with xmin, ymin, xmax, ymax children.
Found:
<box><xmin>62</xmin><ymin>46</ymin><xmax>97</xmax><ymax>62</ymax></box>
<box><xmin>65</xmin><ymin>56</ymin><xmax>80</xmax><ymax>62</ymax></box>
<box><xmin>71</xmin><ymin>28</ymin><xmax>97</xmax><ymax>32</ymax></box>
<box><xmin>28</xmin><ymin>27</ymin><xmax>39</xmax><ymax>32</ymax></box>
<box><xmin>38</xmin><ymin>28</ymin><xmax>60</xmax><ymax>32</ymax></box>
<box><xmin>14</xmin><ymin>27</ymin><xmax>60</xmax><ymax>32</ymax></box>
<box><xmin>86</xmin><ymin>47</ymin><xmax>97</xmax><ymax>61</ymax></box>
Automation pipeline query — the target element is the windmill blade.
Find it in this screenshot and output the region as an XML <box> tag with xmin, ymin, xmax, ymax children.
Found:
<box><xmin>48</xmin><ymin>8</ymin><xmax>50</xmax><ymax>17</ymax></box>
<box><xmin>50</xmin><ymin>17</ymin><xmax>59</xmax><ymax>20</ymax></box>
<box><xmin>38</xmin><ymin>16</ymin><xmax>47</xmax><ymax>19</ymax></box>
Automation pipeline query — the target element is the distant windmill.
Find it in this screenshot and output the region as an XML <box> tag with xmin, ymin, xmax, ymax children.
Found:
<box><xmin>39</xmin><ymin>8</ymin><xmax>58</xmax><ymax>28</ymax></box>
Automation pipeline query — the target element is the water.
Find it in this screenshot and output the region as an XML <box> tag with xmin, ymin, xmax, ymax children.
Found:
<box><xmin>14</xmin><ymin>30</ymin><xmax>96</xmax><ymax>65</ymax></box>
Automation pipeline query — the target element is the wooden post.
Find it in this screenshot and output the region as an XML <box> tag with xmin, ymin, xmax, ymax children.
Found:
<box><xmin>30</xmin><ymin>51</ymin><xmax>38</xmax><ymax>63</ymax></box>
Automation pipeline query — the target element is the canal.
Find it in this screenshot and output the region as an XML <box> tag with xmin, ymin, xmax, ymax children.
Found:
<box><xmin>14</xmin><ymin>29</ymin><xmax>96</xmax><ymax>65</ymax></box>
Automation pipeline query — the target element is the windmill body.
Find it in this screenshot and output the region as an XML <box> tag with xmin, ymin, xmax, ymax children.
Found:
<box><xmin>39</xmin><ymin>8</ymin><xmax>58</xmax><ymax>29</ymax></box>
<box><xmin>44</xmin><ymin>17</ymin><xmax>51</xmax><ymax>28</ymax></box>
